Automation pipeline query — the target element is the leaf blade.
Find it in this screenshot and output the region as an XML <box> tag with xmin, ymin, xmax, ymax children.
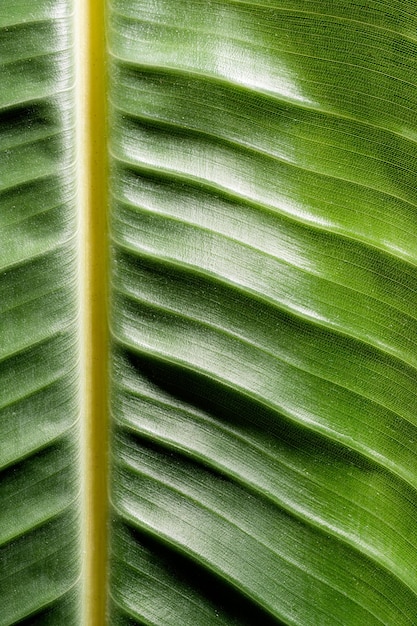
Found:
<box><xmin>0</xmin><ymin>3</ymin><xmax>81</xmax><ymax>623</ymax></box>
<box><xmin>109</xmin><ymin>1</ymin><xmax>417</xmax><ymax>624</ymax></box>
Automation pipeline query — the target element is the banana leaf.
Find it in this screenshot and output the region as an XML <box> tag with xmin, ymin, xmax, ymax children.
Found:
<box><xmin>108</xmin><ymin>1</ymin><xmax>417</xmax><ymax>625</ymax></box>
<box><xmin>0</xmin><ymin>1</ymin><xmax>81</xmax><ymax>624</ymax></box>
<box><xmin>3</xmin><ymin>0</ymin><xmax>417</xmax><ymax>624</ymax></box>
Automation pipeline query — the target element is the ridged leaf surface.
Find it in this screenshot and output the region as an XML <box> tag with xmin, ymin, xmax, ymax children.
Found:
<box><xmin>108</xmin><ymin>1</ymin><xmax>417</xmax><ymax>624</ymax></box>
<box><xmin>0</xmin><ymin>2</ymin><xmax>81</xmax><ymax>624</ymax></box>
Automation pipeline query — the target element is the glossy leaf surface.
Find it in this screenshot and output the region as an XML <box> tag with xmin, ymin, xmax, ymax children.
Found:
<box><xmin>0</xmin><ymin>2</ymin><xmax>81</xmax><ymax>624</ymax></box>
<box><xmin>4</xmin><ymin>0</ymin><xmax>417</xmax><ymax>624</ymax></box>
<box><xmin>108</xmin><ymin>1</ymin><xmax>417</xmax><ymax>624</ymax></box>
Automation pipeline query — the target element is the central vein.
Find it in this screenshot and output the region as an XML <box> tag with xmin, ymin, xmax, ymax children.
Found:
<box><xmin>75</xmin><ymin>0</ymin><xmax>109</xmax><ymax>623</ymax></box>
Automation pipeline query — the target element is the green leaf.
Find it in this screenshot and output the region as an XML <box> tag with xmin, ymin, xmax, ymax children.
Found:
<box><xmin>4</xmin><ymin>1</ymin><xmax>417</xmax><ymax>624</ymax></box>
<box><xmin>0</xmin><ymin>2</ymin><xmax>81</xmax><ymax>624</ymax></box>
<box><xmin>108</xmin><ymin>1</ymin><xmax>417</xmax><ymax>624</ymax></box>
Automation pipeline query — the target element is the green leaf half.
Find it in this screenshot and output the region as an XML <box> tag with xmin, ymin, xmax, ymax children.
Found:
<box><xmin>0</xmin><ymin>2</ymin><xmax>81</xmax><ymax>624</ymax></box>
<box><xmin>108</xmin><ymin>1</ymin><xmax>417</xmax><ymax>624</ymax></box>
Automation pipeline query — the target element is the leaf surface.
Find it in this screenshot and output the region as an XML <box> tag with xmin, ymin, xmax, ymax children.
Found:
<box><xmin>108</xmin><ymin>1</ymin><xmax>417</xmax><ymax>624</ymax></box>
<box><xmin>0</xmin><ymin>2</ymin><xmax>81</xmax><ymax>624</ymax></box>
<box><xmin>4</xmin><ymin>0</ymin><xmax>417</xmax><ymax>624</ymax></box>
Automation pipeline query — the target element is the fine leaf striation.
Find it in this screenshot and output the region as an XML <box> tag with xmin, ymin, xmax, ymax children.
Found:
<box><xmin>0</xmin><ymin>2</ymin><xmax>81</xmax><ymax>624</ymax></box>
<box><xmin>109</xmin><ymin>1</ymin><xmax>417</xmax><ymax>625</ymax></box>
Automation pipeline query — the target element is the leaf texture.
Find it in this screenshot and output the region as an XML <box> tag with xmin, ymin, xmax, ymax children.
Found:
<box><xmin>108</xmin><ymin>1</ymin><xmax>417</xmax><ymax>624</ymax></box>
<box><xmin>0</xmin><ymin>2</ymin><xmax>81</xmax><ymax>624</ymax></box>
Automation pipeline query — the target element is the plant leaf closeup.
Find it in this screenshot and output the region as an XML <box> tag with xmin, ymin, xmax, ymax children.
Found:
<box><xmin>3</xmin><ymin>0</ymin><xmax>417</xmax><ymax>624</ymax></box>
<box><xmin>0</xmin><ymin>1</ymin><xmax>81</xmax><ymax>624</ymax></box>
<box><xmin>108</xmin><ymin>1</ymin><xmax>417</xmax><ymax>625</ymax></box>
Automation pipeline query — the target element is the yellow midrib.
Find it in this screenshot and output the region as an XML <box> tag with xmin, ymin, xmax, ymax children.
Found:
<box><xmin>75</xmin><ymin>0</ymin><xmax>108</xmax><ymax>623</ymax></box>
